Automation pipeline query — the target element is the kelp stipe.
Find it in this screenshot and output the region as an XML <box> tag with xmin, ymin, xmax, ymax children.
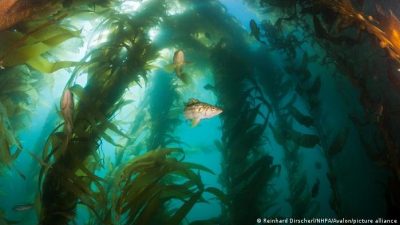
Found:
<box><xmin>210</xmin><ymin>41</ymin><xmax>279</xmax><ymax>225</ymax></box>
<box><xmin>0</xmin><ymin>1</ymin><xmax>79</xmax><ymax>174</ymax></box>
<box><xmin>39</xmin><ymin>1</ymin><xmax>167</xmax><ymax>224</ymax></box>
<box><xmin>145</xmin><ymin>72</ymin><xmax>182</xmax><ymax>151</ymax></box>
<box><xmin>247</xmin><ymin>0</ymin><xmax>396</xmax><ymax>217</ymax></box>
<box><xmin>110</xmin><ymin>148</ymin><xmax>225</xmax><ymax>225</ymax></box>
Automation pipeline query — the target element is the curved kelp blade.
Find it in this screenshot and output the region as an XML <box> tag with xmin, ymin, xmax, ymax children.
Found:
<box><xmin>328</xmin><ymin>127</ymin><xmax>350</xmax><ymax>157</ymax></box>
<box><xmin>290</xmin><ymin>130</ymin><xmax>320</xmax><ymax>148</ymax></box>
<box><xmin>289</xmin><ymin>106</ymin><xmax>314</xmax><ymax>127</ymax></box>
<box><xmin>167</xmin><ymin>191</ymin><xmax>203</xmax><ymax>225</ymax></box>
<box><xmin>205</xmin><ymin>187</ymin><xmax>229</xmax><ymax>205</ymax></box>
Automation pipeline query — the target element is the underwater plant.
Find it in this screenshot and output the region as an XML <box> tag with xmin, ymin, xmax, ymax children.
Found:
<box><xmin>145</xmin><ymin>72</ymin><xmax>182</xmax><ymax>151</ymax></box>
<box><xmin>211</xmin><ymin>39</ymin><xmax>280</xmax><ymax>224</ymax></box>
<box><xmin>2</xmin><ymin>0</ymin><xmax>400</xmax><ymax>223</ymax></box>
<box><xmin>259</xmin><ymin>66</ymin><xmax>321</xmax><ymax>218</ymax></box>
<box><xmin>248</xmin><ymin>0</ymin><xmax>399</xmax><ymax>218</ymax></box>
<box><xmin>38</xmin><ymin>1</ymin><xmax>167</xmax><ymax>224</ymax></box>
<box><xmin>81</xmin><ymin>148</ymin><xmax>227</xmax><ymax>225</ymax></box>
<box><xmin>0</xmin><ymin>0</ymin><xmax>80</xmax><ymax>178</ymax></box>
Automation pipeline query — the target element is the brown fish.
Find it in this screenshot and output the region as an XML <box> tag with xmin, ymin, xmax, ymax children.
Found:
<box><xmin>184</xmin><ymin>98</ymin><xmax>222</xmax><ymax>127</ymax></box>
<box><xmin>172</xmin><ymin>50</ymin><xmax>185</xmax><ymax>77</ymax></box>
<box><xmin>60</xmin><ymin>88</ymin><xmax>74</xmax><ymax>136</ymax></box>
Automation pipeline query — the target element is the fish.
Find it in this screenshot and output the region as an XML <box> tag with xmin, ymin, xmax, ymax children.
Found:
<box><xmin>60</xmin><ymin>88</ymin><xmax>74</xmax><ymax>136</ymax></box>
<box><xmin>60</xmin><ymin>88</ymin><xmax>74</xmax><ymax>153</ymax></box>
<box><xmin>311</xmin><ymin>178</ymin><xmax>320</xmax><ymax>198</ymax></box>
<box><xmin>184</xmin><ymin>98</ymin><xmax>222</xmax><ymax>127</ymax></box>
<box><xmin>173</xmin><ymin>50</ymin><xmax>185</xmax><ymax>77</ymax></box>
<box><xmin>250</xmin><ymin>19</ymin><xmax>266</xmax><ymax>45</ymax></box>
<box><xmin>13</xmin><ymin>204</ymin><xmax>33</xmax><ymax>212</ymax></box>
<box><xmin>203</xmin><ymin>84</ymin><xmax>215</xmax><ymax>91</ymax></box>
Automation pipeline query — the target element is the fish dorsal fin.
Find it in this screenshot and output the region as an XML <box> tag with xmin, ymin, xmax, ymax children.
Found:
<box><xmin>187</xmin><ymin>98</ymin><xmax>200</xmax><ymax>105</ymax></box>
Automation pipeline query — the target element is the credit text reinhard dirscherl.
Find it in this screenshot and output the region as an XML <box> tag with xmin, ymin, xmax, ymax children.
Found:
<box><xmin>256</xmin><ymin>218</ymin><xmax>398</xmax><ymax>224</ymax></box>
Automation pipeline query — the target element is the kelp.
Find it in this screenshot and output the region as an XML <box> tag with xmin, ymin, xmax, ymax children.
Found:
<box><xmin>328</xmin><ymin>127</ymin><xmax>349</xmax><ymax>157</ymax></box>
<box><xmin>288</xmin><ymin>173</ymin><xmax>320</xmax><ymax>218</ymax></box>
<box><xmin>270</xmin><ymin>124</ymin><xmax>320</xmax><ymax>149</ymax></box>
<box><xmin>250</xmin><ymin>12</ymin><xmax>325</xmax><ymax>217</ymax></box>
<box><xmin>0</xmin><ymin>12</ymin><xmax>80</xmax><ymax>73</ymax></box>
<box><xmin>210</xmin><ymin>36</ymin><xmax>279</xmax><ymax>224</ymax></box>
<box><xmin>84</xmin><ymin>148</ymin><xmax>226</xmax><ymax>225</ymax></box>
<box><xmin>0</xmin><ymin>2</ymin><xmax>81</xmax><ymax>178</ymax></box>
<box><xmin>0</xmin><ymin>66</ymin><xmax>42</xmax><ymax>170</ymax></box>
<box><xmin>39</xmin><ymin>1</ymin><xmax>167</xmax><ymax>224</ymax></box>
<box><xmin>260</xmin><ymin>0</ymin><xmax>400</xmax><ymax>216</ymax></box>
<box><xmin>289</xmin><ymin>105</ymin><xmax>314</xmax><ymax>127</ymax></box>
<box><xmin>145</xmin><ymin>71</ymin><xmax>182</xmax><ymax>150</ymax></box>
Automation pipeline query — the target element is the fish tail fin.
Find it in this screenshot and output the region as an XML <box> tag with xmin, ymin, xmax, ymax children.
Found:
<box><xmin>191</xmin><ymin>118</ymin><xmax>201</xmax><ymax>127</ymax></box>
<box><xmin>163</xmin><ymin>63</ymin><xmax>175</xmax><ymax>73</ymax></box>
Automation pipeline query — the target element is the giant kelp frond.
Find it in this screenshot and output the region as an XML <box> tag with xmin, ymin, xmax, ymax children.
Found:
<box><xmin>39</xmin><ymin>1</ymin><xmax>170</xmax><ymax>225</ymax></box>
<box><xmin>0</xmin><ymin>66</ymin><xmax>42</xmax><ymax>167</ymax></box>
<box><xmin>287</xmin><ymin>173</ymin><xmax>320</xmax><ymax>218</ymax></box>
<box><xmin>0</xmin><ymin>0</ymin><xmax>62</xmax><ymax>31</ymax></box>
<box><xmin>0</xmin><ymin>12</ymin><xmax>81</xmax><ymax>73</ymax></box>
<box><xmin>210</xmin><ymin>39</ymin><xmax>279</xmax><ymax>224</ymax></box>
<box><xmin>84</xmin><ymin>148</ymin><xmax>226</xmax><ymax>225</ymax></box>
<box><xmin>145</xmin><ymin>72</ymin><xmax>182</xmax><ymax>150</ymax></box>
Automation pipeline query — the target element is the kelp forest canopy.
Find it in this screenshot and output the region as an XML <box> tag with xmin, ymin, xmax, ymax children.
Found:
<box><xmin>0</xmin><ymin>0</ymin><xmax>400</xmax><ymax>225</ymax></box>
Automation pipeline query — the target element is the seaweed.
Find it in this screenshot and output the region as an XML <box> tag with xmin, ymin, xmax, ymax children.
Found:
<box><xmin>145</xmin><ymin>71</ymin><xmax>182</xmax><ymax>151</ymax></box>
<box><xmin>107</xmin><ymin>148</ymin><xmax>225</xmax><ymax>225</ymax></box>
<box><xmin>38</xmin><ymin>1</ymin><xmax>167</xmax><ymax>224</ymax></box>
<box><xmin>0</xmin><ymin>66</ymin><xmax>43</xmax><ymax>175</ymax></box>
<box><xmin>289</xmin><ymin>105</ymin><xmax>314</xmax><ymax>127</ymax></box>
<box><xmin>210</xmin><ymin>36</ymin><xmax>279</xmax><ymax>224</ymax></box>
<box><xmin>79</xmin><ymin>148</ymin><xmax>226</xmax><ymax>225</ymax></box>
<box><xmin>327</xmin><ymin>126</ymin><xmax>349</xmax><ymax>157</ymax></box>
<box><xmin>0</xmin><ymin>13</ymin><xmax>80</xmax><ymax>73</ymax></box>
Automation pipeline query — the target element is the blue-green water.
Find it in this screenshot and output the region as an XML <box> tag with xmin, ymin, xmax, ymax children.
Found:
<box><xmin>0</xmin><ymin>0</ymin><xmax>399</xmax><ymax>224</ymax></box>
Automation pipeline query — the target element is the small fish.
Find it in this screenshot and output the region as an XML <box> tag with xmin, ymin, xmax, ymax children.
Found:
<box><xmin>250</xmin><ymin>19</ymin><xmax>266</xmax><ymax>45</ymax></box>
<box><xmin>173</xmin><ymin>50</ymin><xmax>185</xmax><ymax>77</ymax></box>
<box><xmin>203</xmin><ymin>84</ymin><xmax>215</xmax><ymax>91</ymax></box>
<box><xmin>60</xmin><ymin>88</ymin><xmax>74</xmax><ymax>153</ymax></box>
<box><xmin>13</xmin><ymin>204</ymin><xmax>33</xmax><ymax>212</ymax></box>
<box><xmin>60</xmin><ymin>88</ymin><xmax>74</xmax><ymax>136</ymax></box>
<box><xmin>311</xmin><ymin>178</ymin><xmax>320</xmax><ymax>198</ymax></box>
<box><xmin>184</xmin><ymin>98</ymin><xmax>222</xmax><ymax>127</ymax></box>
